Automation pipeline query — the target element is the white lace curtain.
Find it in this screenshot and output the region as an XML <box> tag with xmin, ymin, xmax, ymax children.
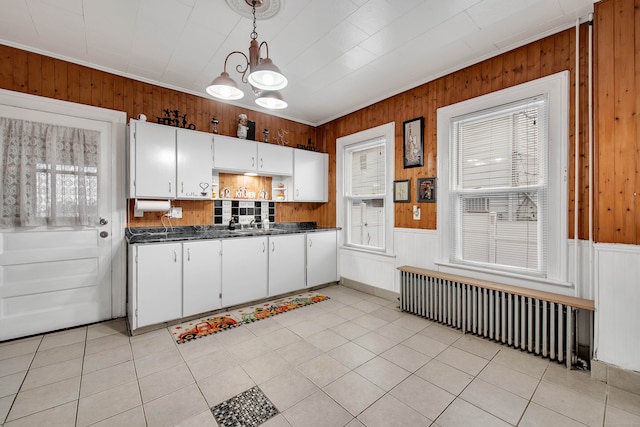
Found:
<box><xmin>0</xmin><ymin>117</ymin><xmax>100</xmax><ymax>228</ymax></box>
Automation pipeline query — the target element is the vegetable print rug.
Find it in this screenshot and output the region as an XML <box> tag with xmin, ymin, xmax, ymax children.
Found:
<box><xmin>171</xmin><ymin>291</ymin><xmax>329</xmax><ymax>344</ymax></box>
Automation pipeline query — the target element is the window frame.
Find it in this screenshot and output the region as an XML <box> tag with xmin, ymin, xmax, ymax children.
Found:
<box><xmin>437</xmin><ymin>71</ymin><xmax>569</xmax><ymax>288</ymax></box>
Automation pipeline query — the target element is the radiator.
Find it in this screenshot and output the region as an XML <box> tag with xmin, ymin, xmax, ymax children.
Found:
<box><xmin>399</xmin><ymin>267</ymin><xmax>594</xmax><ymax>368</ymax></box>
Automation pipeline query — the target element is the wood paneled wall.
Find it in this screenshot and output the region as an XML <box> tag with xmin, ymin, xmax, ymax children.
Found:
<box><xmin>318</xmin><ymin>25</ymin><xmax>592</xmax><ymax>238</ymax></box>
<box><xmin>0</xmin><ymin>44</ymin><xmax>322</xmax><ymax>227</ymax></box>
<box><xmin>594</xmin><ymin>0</ymin><xmax>640</xmax><ymax>244</ymax></box>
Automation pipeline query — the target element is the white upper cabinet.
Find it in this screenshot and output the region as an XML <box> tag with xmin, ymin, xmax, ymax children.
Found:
<box><xmin>131</xmin><ymin>120</ymin><xmax>176</xmax><ymax>198</ymax></box>
<box><xmin>129</xmin><ymin>120</ymin><xmax>213</xmax><ymax>199</ymax></box>
<box><xmin>258</xmin><ymin>143</ymin><xmax>293</xmax><ymax>176</ymax></box>
<box><xmin>177</xmin><ymin>129</ymin><xmax>213</xmax><ymax>199</ymax></box>
<box><xmin>293</xmin><ymin>150</ymin><xmax>328</xmax><ymax>202</ymax></box>
<box><xmin>213</xmin><ymin>135</ymin><xmax>258</xmax><ymax>173</ymax></box>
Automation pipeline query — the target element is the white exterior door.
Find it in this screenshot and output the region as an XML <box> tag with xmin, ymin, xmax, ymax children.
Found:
<box><xmin>0</xmin><ymin>90</ymin><xmax>125</xmax><ymax>341</ymax></box>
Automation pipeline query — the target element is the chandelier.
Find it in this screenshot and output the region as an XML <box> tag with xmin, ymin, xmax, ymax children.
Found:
<box><xmin>206</xmin><ymin>0</ymin><xmax>288</xmax><ymax>109</ymax></box>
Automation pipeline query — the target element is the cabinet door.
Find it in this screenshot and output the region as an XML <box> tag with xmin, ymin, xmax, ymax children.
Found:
<box><xmin>307</xmin><ymin>231</ymin><xmax>338</xmax><ymax>287</ymax></box>
<box><xmin>293</xmin><ymin>150</ymin><xmax>328</xmax><ymax>202</ymax></box>
<box><xmin>134</xmin><ymin>121</ymin><xmax>176</xmax><ymax>198</ymax></box>
<box><xmin>177</xmin><ymin>129</ymin><xmax>213</xmax><ymax>199</ymax></box>
<box><xmin>183</xmin><ymin>240</ymin><xmax>221</xmax><ymax>317</ymax></box>
<box><xmin>213</xmin><ymin>135</ymin><xmax>257</xmax><ymax>173</ymax></box>
<box><xmin>258</xmin><ymin>143</ymin><xmax>293</xmax><ymax>176</ymax></box>
<box><xmin>221</xmin><ymin>237</ymin><xmax>268</xmax><ymax>307</ymax></box>
<box><xmin>135</xmin><ymin>243</ymin><xmax>182</xmax><ymax>327</ymax></box>
<box><xmin>268</xmin><ymin>234</ymin><xmax>305</xmax><ymax>297</ymax></box>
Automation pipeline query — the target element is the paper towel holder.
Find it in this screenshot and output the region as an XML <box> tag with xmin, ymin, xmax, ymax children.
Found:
<box><xmin>133</xmin><ymin>199</ymin><xmax>171</xmax><ymax>217</ymax></box>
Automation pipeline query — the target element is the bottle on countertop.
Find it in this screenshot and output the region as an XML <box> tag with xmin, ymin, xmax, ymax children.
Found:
<box><xmin>263</xmin><ymin>218</ymin><xmax>270</xmax><ymax>230</ymax></box>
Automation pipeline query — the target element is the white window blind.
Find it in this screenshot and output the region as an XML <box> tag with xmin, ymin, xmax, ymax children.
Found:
<box><xmin>345</xmin><ymin>137</ymin><xmax>386</xmax><ymax>250</ymax></box>
<box><xmin>451</xmin><ymin>96</ymin><xmax>548</xmax><ymax>276</ymax></box>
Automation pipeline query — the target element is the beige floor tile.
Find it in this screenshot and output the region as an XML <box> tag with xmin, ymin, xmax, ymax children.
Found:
<box><xmin>260</xmin><ymin>369</ymin><xmax>319</xmax><ymax>411</ymax></box>
<box><xmin>435</xmin><ymin>398</ymin><xmax>511</xmax><ymax>427</ymax></box>
<box><xmin>415</xmin><ymin>359</ymin><xmax>474</xmax><ymax>395</ymax></box>
<box><xmin>352</xmin><ymin>314</ymin><xmax>388</xmax><ymax>331</ymax></box>
<box><xmin>76</xmin><ymin>380</ymin><xmax>141</xmax><ymax>427</ymax></box>
<box><xmin>215</xmin><ymin>325</ymin><xmax>258</xmax><ymax>347</ymax></box>
<box><xmin>3</xmin><ymin>400</ymin><xmax>76</xmax><ymax>427</ymax></box>
<box><xmin>389</xmin><ymin>374</ymin><xmax>456</xmax><ymax>421</ymax></box>
<box><xmin>314</xmin><ymin>312</ymin><xmax>348</xmax><ymax>329</ymax></box>
<box><xmin>380</xmin><ymin>344</ymin><xmax>431</xmax><ymax>372</ymax></box>
<box><xmin>452</xmin><ymin>334</ymin><xmax>502</xmax><ymax>360</ymax></box>
<box><xmin>176</xmin><ymin>333</ymin><xmax>224</xmax><ymax>361</ymax></box>
<box><xmin>134</xmin><ymin>347</ymin><xmax>183</xmax><ymax>378</ymax></box>
<box><xmin>330</xmin><ymin>321</ymin><xmax>370</xmax><ymax>340</ymax></box>
<box><xmin>261</xmin><ymin>328</ymin><xmax>302</xmax><ymax>350</ymax></box>
<box><xmin>227</xmin><ymin>336</ymin><xmax>272</xmax><ymax>363</ymax></box>
<box><xmin>143</xmin><ymin>383</ymin><xmax>209</xmax><ymax>427</ymax></box>
<box><xmin>261</xmin><ymin>413</ymin><xmax>293</xmax><ymax>427</ymax></box>
<box><xmin>244</xmin><ymin>317</ymin><xmax>284</xmax><ymax>337</ymax></box>
<box><xmin>333</xmin><ymin>305</ymin><xmax>366</xmax><ymax>321</ymax></box>
<box><xmin>607</xmin><ymin>385</ymin><xmax>640</xmax><ymax>417</ymax></box>
<box><xmin>297</xmin><ymin>354</ymin><xmax>350</xmax><ymax>387</ymax></box>
<box><xmin>519</xmin><ymin>402</ymin><xmax>587</xmax><ymax>427</ymax></box>
<box><xmin>391</xmin><ymin>314</ymin><xmax>432</xmax><ymax>332</ymax></box>
<box><xmin>420</xmin><ymin>324</ymin><xmax>463</xmax><ymax>346</ymax></box>
<box><xmin>0</xmin><ymin>371</ymin><xmax>26</xmax><ymax>398</ymax></box>
<box><xmin>198</xmin><ymin>365</ymin><xmax>256</xmax><ymax>407</ymax></box>
<box><xmin>542</xmin><ymin>363</ymin><xmax>607</xmax><ymax>402</ymax></box>
<box><xmin>84</xmin><ymin>332</ymin><xmax>131</xmax><ymax>356</ymax></box>
<box><xmin>353</xmin><ymin>331</ymin><xmax>396</xmax><ymax>354</ymax></box>
<box><xmin>282</xmin><ymin>390</ymin><xmax>352</xmax><ymax>427</ymax></box>
<box><xmin>90</xmin><ymin>406</ymin><xmax>146</xmax><ymax>427</ymax></box>
<box><xmin>354</xmin><ymin>356</ymin><xmax>410</xmax><ymax>391</ymax></box>
<box><xmin>130</xmin><ymin>331</ymin><xmax>176</xmax><ymax>360</ymax></box>
<box><xmin>323</xmin><ymin>371</ymin><xmax>385</xmax><ymax>416</ymax></box>
<box><xmin>185</xmin><ymin>347</ymin><xmax>236</xmax><ymax>382</ymax></box>
<box><xmin>402</xmin><ymin>333</ymin><xmax>448</xmax><ymax>358</ymax></box>
<box><xmin>287</xmin><ymin>318</ymin><xmax>327</xmax><ymax>338</ymax></box>
<box><xmin>0</xmin><ymin>338</ymin><xmax>40</xmax><ymax>361</ymax></box>
<box><xmin>492</xmin><ymin>347</ymin><xmax>550</xmax><ymax>378</ymax></box>
<box><xmin>460</xmin><ymin>378</ymin><xmax>528</xmax><ymax>425</ymax></box>
<box><xmin>305</xmin><ymin>329</ymin><xmax>348</xmax><ymax>352</ymax></box>
<box><xmin>605</xmin><ymin>404</ymin><xmax>640</xmax><ymax>426</ymax></box>
<box><xmin>176</xmin><ymin>409</ymin><xmax>218</xmax><ymax>427</ymax></box>
<box><xmin>357</xmin><ymin>393</ymin><xmax>432</xmax><ymax>426</ymax></box>
<box><xmin>328</xmin><ymin>342</ymin><xmax>376</xmax><ymax>370</ymax></box>
<box><xmin>21</xmin><ymin>357</ymin><xmax>82</xmax><ymax>391</ymax></box>
<box><xmin>38</xmin><ymin>327</ymin><xmax>86</xmax><ymax>351</ymax></box>
<box><xmin>80</xmin><ymin>360</ymin><xmax>137</xmax><ymax>398</ymax></box>
<box><xmin>313</xmin><ymin>298</ymin><xmax>346</xmax><ymax>313</ymax></box>
<box><xmin>477</xmin><ymin>361</ymin><xmax>540</xmax><ymax>399</ymax></box>
<box><xmin>352</xmin><ymin>299</ymin><xmax>383</xmax><ymax>314</ymax></box>
<box><xmin>241</xmin><ymin>351</ymin><xmax>293</xmax><ymax>384</ymax></box>
<box><xmin>82</xmin><ymin>343</ymin><xmax>133</xmax><ymax>374</ymax></box>
<box><xmin>138</xmin><ymin>362</ymin><xmax>194</xmax><ymax>403</ymax></box>
<box><xmin>7</xmin><ymin>376</ymin><xmax>80</xmax><ymax>421</ymax></box>
<box><xmin>30</xmin><ymin>342</ymin><xmax>84</xmax><ymax>369</ymax></box>
<box><xmin>86</xmin><ymin>318</ymin><xmax>128</xmax><ymax>341</ymax></box>
<box><xmin>129</xmin><ymin>328</ymin><xmax>168</xmax><ymax>344</ymax></box>
<box><xmin>369</xmin><ymin>306</ymin><xmax>404</xmax><ymax>323</ymax></box>
<box><xmin>532</xmin><ymin>381</ymin><xmax>605</xmax><ymax>426</ymax></box>
<box><xmin>435</xmin><ymin>346</ymin><xmax>489</xmax><ymax>376</ymax></box>
<box><xmin>274</xmin><ymin>339</ymin><xmax>321</xmax><ymax>367</ymax></box>
<box><xmin>375</xmin><ymin>323</ymin><xmax>416</xmax><ymax>343</ymax></box>
<box><xmin>0</xmin><ymin>394</ymin><xmax>15</xmax><ymax>423</ymax></box>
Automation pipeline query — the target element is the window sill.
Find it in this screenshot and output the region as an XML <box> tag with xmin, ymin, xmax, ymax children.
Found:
<box><xmin>339</xmin><ymin>245</ymin><xmax>397</xmax><ymax>259</ymax></box>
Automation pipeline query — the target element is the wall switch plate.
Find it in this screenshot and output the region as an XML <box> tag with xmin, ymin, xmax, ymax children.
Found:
<box><xmin>170</xmin><ymin>207</ymin><xmax>182</xmax><ymax>219</ymax></box>
<box><xmin>413</xmin><ymin>205</ymin><xmax>421</xmax><ymax>220</ymax></box>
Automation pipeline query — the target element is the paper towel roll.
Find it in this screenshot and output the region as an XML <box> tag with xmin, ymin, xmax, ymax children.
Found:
<box><xmin>134</xmin><ymin>200</ymin><xmax>171</xmax><ymax>214</ymax></box>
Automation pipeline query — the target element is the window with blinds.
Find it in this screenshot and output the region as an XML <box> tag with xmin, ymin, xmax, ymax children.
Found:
<box><xmin>450</xmin><ymin>96</ymin><xmax>548</xmax><ymax>276</ymax></box>
<box><xmin>345</xmin><ymin>138</ymin><xmax>386</xmax><ymax>250</ymax></box>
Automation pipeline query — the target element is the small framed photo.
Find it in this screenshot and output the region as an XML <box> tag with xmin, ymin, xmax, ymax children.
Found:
<box><xmin>417</xmin><ymin>177</ymin><xmax>436</xmax><ymax>202</ymax></box>
<box><xmin>393</xmin><ymin>179</ymin><xmax>410</xmax><ymax>202</ymax></box>
<box><xmin>403</xmin><ymin>117</ymin><xmax>424</xmax><ymax>168</ymax></box>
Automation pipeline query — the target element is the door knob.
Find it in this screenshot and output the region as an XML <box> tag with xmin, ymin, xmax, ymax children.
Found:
<box><xmin>99</xmin><ymin>217</ymin><xmax>108</xmax><ymax>225</ymax></box>
<box><xmin>100</xmin><ymin>231</ymin><xmax>109</xmax><ymax>238</ymax></box>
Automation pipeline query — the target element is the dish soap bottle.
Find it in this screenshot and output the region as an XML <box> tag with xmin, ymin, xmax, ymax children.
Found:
<box><xmin>263</xmin><ymin>218</ymin><xmax>270</xmax><ymax>230</ymax></box>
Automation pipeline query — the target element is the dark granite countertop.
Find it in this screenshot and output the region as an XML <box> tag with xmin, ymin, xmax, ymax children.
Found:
<box><xmin>126</xmin><ymin>222</ymin><xmax>339</xmax><ymax>244</ymax></box>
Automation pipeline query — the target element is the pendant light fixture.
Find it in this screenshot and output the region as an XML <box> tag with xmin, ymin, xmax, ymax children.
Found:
<box><xmin>206</xmin><ymin>0</ymin><xmax>288</xmax><ymax>109</ymax></box>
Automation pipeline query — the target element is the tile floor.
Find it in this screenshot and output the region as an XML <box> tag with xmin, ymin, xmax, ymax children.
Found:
<box><xmin>1</xmin><ymin>284</ymin><xmax>639</xmax><ymax>427</ymax></box>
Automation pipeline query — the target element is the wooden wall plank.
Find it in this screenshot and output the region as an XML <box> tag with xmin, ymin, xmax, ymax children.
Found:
<box><xmin>635</xmin><ymin>0</ymin><xmax>640</xmax><ymax>244</ymax></box>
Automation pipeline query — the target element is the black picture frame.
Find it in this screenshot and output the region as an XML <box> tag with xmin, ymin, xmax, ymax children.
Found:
<box><xmin>403</xmin><ymin>116</ymin><xmax>424</xmax><ymax>168</ymax></box>
<box><xmin>417</xmin><ymin>177</ymin><xmax>436</xmax><ymax>202</ymax></box>
<box><xmin>393</xmin><ymin>179</ymin><xmax>411</xmax><ymax>202</ymax></box>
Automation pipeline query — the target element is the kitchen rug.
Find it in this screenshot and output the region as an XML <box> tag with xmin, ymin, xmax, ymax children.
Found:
<box><xmin>171</xmin><ymin>291</ymin><xmax>330</xmax><ymax>344</ymax></box>
<box><xmin>211</xmin><ymin>386</ymin><xmax>278</xmax><ymax>427</ymax></box>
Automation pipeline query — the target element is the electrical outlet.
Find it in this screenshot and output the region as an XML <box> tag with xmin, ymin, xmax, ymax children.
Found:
<box><xmin>170</xmin><ymin>207</ymin><xmax>182</xmax><ymax>219</ymax></box>
<box><xmin>413</xmin><ymin>205</ymin><xmax>421</xmax><ymax>220</ymax></box>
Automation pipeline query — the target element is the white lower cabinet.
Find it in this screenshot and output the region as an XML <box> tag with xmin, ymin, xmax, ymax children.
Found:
<box><xmin>183</xmin><ymin>240</ymin><xmax>222</xmax><ymax>317</ymax></box>
<box><xmin>132</xmin><ymin>243</ymin><xmax>183</xmax><ymax>328</ymax></box>
<box><xmin>306</xmin><ymin>230</ymin><xmax>338</xmax><ymax>287</ymax></box>
<box><xmin>268</xmin><ymin>234</ymin><xmax>306</xmax><ymax>296</ymax></box>
<box><xmin>221</xmin><ymin>236</ymin><xmax>268</xmax><ymax>307</ymax></box>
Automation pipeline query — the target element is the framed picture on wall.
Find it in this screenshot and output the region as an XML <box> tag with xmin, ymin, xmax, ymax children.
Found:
<box><xmin>393</xmin><ymin>179</ymin><xmax>410</xmax><ymax>202</ymax></box>
<box><xmin>417</xmin><ymin>177</ymin><xmax>436</xmax><ymax>202</ymax></box>
<box><xmin>403</xmin><ymin>117</ymin><xmax>424</xmax><ymax>168</ymax></box>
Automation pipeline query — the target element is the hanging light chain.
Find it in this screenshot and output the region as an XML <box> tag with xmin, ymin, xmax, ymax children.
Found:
<box><xmin>250</xmin><ymin>0</ymin><xmax>258</xmax><ymax>40</ymax></box>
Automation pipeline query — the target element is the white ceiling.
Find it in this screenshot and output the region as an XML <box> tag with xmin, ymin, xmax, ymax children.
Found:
<box><xmin>0</xmin><ymin>0</ymin><xmax>594</xmax><ymax>126</ymax></box>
